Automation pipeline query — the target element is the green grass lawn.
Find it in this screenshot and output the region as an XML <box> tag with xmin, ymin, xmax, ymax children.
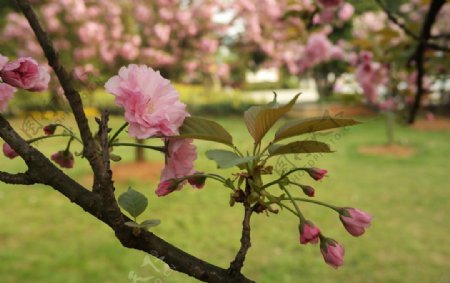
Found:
<box><xmin>0</xmin><ymin>114</ymin><xmax>449</xmax><ymax>283</ymax></box>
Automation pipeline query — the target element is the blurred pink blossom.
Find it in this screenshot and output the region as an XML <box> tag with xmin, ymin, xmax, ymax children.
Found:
<box><xmin>0</xmin><ymin>57</ymin><xmax>50</xmax><ymax>92</ymax></box>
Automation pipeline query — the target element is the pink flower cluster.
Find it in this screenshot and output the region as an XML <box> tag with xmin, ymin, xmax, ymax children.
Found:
<box><xmin>355</xmin><ymin>51</ymin><xmax>388</xmax><ymax>104</ymax></box>
<box><xmin>106</xmin><ymin>65</ymin><xmax>200</xmax><ymax>197</ymax></box>
<box><xmin>0</xmin><ymin>54</ymin><xmax>50</xmax><ymax>112</ymax></box>
<box><xmin>296</xmin><ymin>33</ymin><xmax>345</xmax><ymax>73</ymax></box>
<box><xmin>105</xmin><ymin>64</ymin><xmax>188</xmax><ymax>139</ymax></box>
<box><xmin>156</xmin><ymin>139</ymin><xmax>202</xmax><ymax>197</ymax></box>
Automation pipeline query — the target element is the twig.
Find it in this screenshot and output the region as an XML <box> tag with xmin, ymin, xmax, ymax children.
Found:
<box><xmin>375</xmin><ymin>0</ymin><xmax>449</xmax><ymax>52</ymax></box>
<box><xmin>0</xmin><ymin>171</ymin><xmax>36</xmax><ymax>185</ymax></box>
<box><xmin>229</xmin><ymin>202</ymin><xmax>253</xmax><ymax>276</ymax></box>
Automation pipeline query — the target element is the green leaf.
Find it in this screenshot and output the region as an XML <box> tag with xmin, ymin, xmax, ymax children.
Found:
<box><xmin>206</xmin><ymin>149</ymin><xmax>256</xmax><ymax>169</ymax></box>
<box><xmin>244</xmin><ymin>93</ymin><xmax>300</xmax><ymax>144</ymax></box>
<box><xmin>124</xmin><ymin>221</ymin><xmax>142</xmax><ymax>228</ymax></box>
<box><xmin>176</xmin><ymin>116</ymin><xmax>233</xmax><ymax>146</ymax></box>
<box><xmin>140</xmin><ymin>219</ymin><xmax>161</xmax><ymax>229</ymax></box>
<box><xmin>274</xmin><ymin>117</ymin><xmax>360</xmax><ymax>142</ymax></box>
<box><xmin>110</xmin><ymin>153</ymin><xmax>122</xmax><ymax>162</ymax></box>
<box><xmin>118</xmin><ymin>187</ymin><xmax>148</xmax><ymax>218</ymax></box>
<box><xmin>268</xmin><ymin>141</ymin><xmax>333</xmax><ymax>156</ymax></box>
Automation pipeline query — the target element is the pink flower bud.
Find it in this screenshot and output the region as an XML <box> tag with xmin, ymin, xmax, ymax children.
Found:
<box><xmin>43</xmin><ymin>124</ymin><xmax>57</xmax><ymax>135</ymax></box>
<box><xmin>339</xmin><ymin>208</ymin><xmax>372</xmax><ymax>237</ymax></box>
<box><xmin>306</xmin><ymin>168</ymin><xmax>328</xmax><ymax>181</ymax></box>
<box><xmin>187</xmin><ymin>172</ymin><xmax>206</xmax><ymax>189</ymax></box>
<box><xmin>51</xmin><ymin>150</ymin><xmax>74</xmax><ymax>168</ymax></box>
<box><xmin>320</xmin><ymin>238</ymin><xmax>345</xmax><ymax>268</ymax></box>
<box><xmin>301</xmin><ymin>185</ymin><xmax>315</xmax><ymax>197</ymax></box>
<box><xmin>299</xmin><ymin>221</ymin><xmax>320</xmax><ymax>245</ymax></box>
<box><xmin>0</xmin><ymin>57</ymin><xmax>50</xmax><ymax>92</ymax></box>
<box><xmin>155</xmin><ymin>179</ymin><xmax>180</xmax><ymax>197</ymax></box>
<box><xmin>2</xmin><ymin>143</ymin><xmax>18</xmax><ymax>159</ymax></box>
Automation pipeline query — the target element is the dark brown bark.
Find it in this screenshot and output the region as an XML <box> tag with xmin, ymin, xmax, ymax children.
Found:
<box><xmin>407</xmin><ymin>0</ymin><xmax>446</xmax><ymax>124</ymax></box>
<box><xmin>229</xmin><ymin>202</ymin><xmax>253</xmax><ymax>275</ymax></box>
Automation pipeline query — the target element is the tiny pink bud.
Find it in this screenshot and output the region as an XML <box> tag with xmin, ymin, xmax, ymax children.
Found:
<box><xmin>301</xmin><ymin>185</ymin><xmax>315</xmax><ymax>197</ymax></box>
<box><xmin>43</xmin><ymin>124</ymin><xmax>57</xmax><ymax>135</ymax></box>
<box><xmin>2</xmin><ymin>143</ymin><xmax>18</xmax><ymax>159</ymax></box>
<box><xmin>320</xmin><ymin>238</ymin><xmax>345</xmax><ymax>269</ymax></box>
<box><xmin>187</xmin><ymin>172</ymin><xmax>206</xmax><ymax>189</ymax></box>
<box><xmin>155</xmin><ymin>179</ymin><xmax>180</xmax><ymax>197</ymax></box>
<box><xmin>299</xmin><ymin>221</ymin><xmax>320</xmax><ymax>245</ymax></box>
<box><xmin>339</xmin><ymin>208</ymin><xmax>372</xmax><ymax>237</ymax></box>
<box><xmin>51</xmin><ymin>150</ymin><xmax>74</xmax><ymax>168</ymax></box>
<box><xmin>306</xmin><ymin>168</ymin><xmax>328</xmax><ymax>181</ymax></box>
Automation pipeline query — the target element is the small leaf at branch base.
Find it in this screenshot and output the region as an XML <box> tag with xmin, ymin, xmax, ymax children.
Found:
<box><xmin>244</xmin><ymin>93</ymin><xmax>300</xmax><ymax>144</ymax></box>
<box><xmin>268</xmin><ymin>141</ymin><xmax>333</xmax><ymax>156</ymax></box>
<box><xmin>274</xmin><ymin>117</ymin><xmax>360</xmax><ymax>142</ymax></box>
<box><xmin>206</xmin><ymin>149</ymin><xmax>256</xmax><ymax>169</ymax></box>
<box><xmin>175</xmin><ymin>116</ymin><xmax>233</xmax><ymax>146</ymax></box>
<box><xmin>140</xmin><ymin>219</ymin><xmax>161</xmax><ymax>229</ymax></box>
<box><xmin>118</xmin><ymin>187</ymin><xmax>148</xmax><ymax>218</ymax></box>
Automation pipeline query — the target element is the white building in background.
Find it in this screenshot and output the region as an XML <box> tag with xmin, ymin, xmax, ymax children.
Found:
<box><xmin>245</xmin><ymin>68</ymin><xmax>319</xmax><ymax>103</ymax></box>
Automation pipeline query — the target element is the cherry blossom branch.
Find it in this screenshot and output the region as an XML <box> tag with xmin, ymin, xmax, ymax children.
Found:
<box><xmin>14</xmin><ymin>0</ymin><xmax>105</xmax><ymax>186</ymax></box>
<box><xmin>3</xmin><ymin>1</ymin><xmax>257</xmax><ymax>281</ymax></box>
<box><xmin>0</xmin><ymin>114</ymin><xmax>255</xmax><ymax>282</ymax></box>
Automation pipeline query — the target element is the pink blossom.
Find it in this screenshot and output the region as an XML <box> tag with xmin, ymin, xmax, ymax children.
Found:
<box><xmin>320</xmin><ymin>239</ymin><xmax>345</xmax><ymax>268</ymax></box>
<box><xmin>104</xmin><ymin>64</ymin><xmax>188</xmax><ymax>139</ymax></box>
<box><xmin>0</xmin><ymin>57</ymin><xmax>50</xmax><ymax>91</ymax></box>
<box><xmin>338</xmin><ymin>3</ymin><xmax>354</xmax><ymax>22</ymax></box>
<box><xmin>379</xmin><ymin>97</ymin><xmax>397</xmax><ymax>111</ymax></box>
<box><xmin>306</xmin><ymin>168</ymin><xmax>328</xmax><ymax>181</ymax></box>
<box><xmin>0</xmin><ymin>83</ymin><xmax>16</xmax><ymax>112</ymax></box>
<box><xmin>154</xmin><ymin>24</ymin><xmax>171</xmax><ymax>44</ymax></box>
<box><xmin>51</xmin><ymin>150</ymin><xmax>74</xmax><ymax>169</ymax></box>
<box><xmin>2</xmin><ymin>143</ymin><xmax>19</xmax><ymax>159</ymax></box>
<box><xmin>339</xmin><ymin>208</ymin><xmax>372</xmax><ymax>237</ymax></box>
<box><xmin>318</xmin><ymin>0</ymin><xmax>342</xmax><ymax>8</ymax></box>
<box><xmin>299</xmin><ymin>221</ymin><xmax>320</xmax><ymax>244</ymax></box>
<box><xmin>304</xmin><ymin>33</ymin><xmax>333</xmax><ymax>65</ymax></box>
<box><xmin>0</xmin><ymin>54</ymin><xmax>8</xmax><ymax>70</ymax></box>
<box><xmin>156</xmin><ymin>139</ymin><xmax>197</xmax><ymax>197</ymax></box>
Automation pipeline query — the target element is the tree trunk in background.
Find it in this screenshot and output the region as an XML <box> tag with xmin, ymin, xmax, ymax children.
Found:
<box><xmin>135</xmin><ymin>138</ymin><xmax>145</xmax><ymax>162</ymax></box>
<box><xmin>49</xmin><ymin>88</ymin><xmax>65</xmax><ymax>109</ymax></box>
<box><xmin>312</xmin><ymin>68</ymin><xmax>336</xmax><ymax>100</ymax></box>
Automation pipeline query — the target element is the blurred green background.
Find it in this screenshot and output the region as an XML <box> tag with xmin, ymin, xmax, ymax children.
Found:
<box><xmin>1</xmin><ymin>110</ymin><xmax>449</xmax><ymax>283</ymax></box>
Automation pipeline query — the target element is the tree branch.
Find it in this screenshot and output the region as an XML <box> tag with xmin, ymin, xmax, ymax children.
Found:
<box><xmin>407</xmin><ymin>0</ymin><xmax>446</xmax><ymax>124</ymax></box>
<box><xmin>0</xmin><ymin>114</ymin><xmax>255</xmax><ymax>282</ymax></box>
<box><xmin>0</xmin><ymin>171</ymin><xmax>36</xmax><ymax>185</ymax></box>
<box><xmin>229</xmin><ymin>202</ymin><xmax>253</xmax><ymax>276</ymax></box>
<box><xmin>375</xmin><ymin>0</ymin><xmax>449</xmax><ymax>52</ymax></box>
<box><xmin>14</xmin><ymin>0</ymin><xmax>105</xmax><ymax>188</ymax></box>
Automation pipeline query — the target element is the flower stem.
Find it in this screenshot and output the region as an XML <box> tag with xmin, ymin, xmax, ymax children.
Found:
<box><xmin>282</xmin><ymin>197</ymin><xmax>340</xmax><ymax>212</ymax></box>
<box><xmin>108</xmin><ymin>122</ymin><xmax>129</xmax><ymax>145</ymax></box>
<box><xmin>27</xmin><ymin>134</ymin><xmax>82</xmax><ymax>144</ymax></box>
<box><xmin>111</xmin><ymin>142</ymin><xmax>165</xmax><ymax>153</ymax></box>
<box><xmin>279</xmin><ymin>183</ymin><xmax>305</xmax><ymax>221</ymax></box>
